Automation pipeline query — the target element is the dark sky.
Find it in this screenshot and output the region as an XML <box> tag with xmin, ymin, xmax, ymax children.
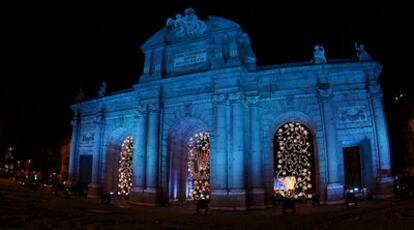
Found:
<box><xmin>0</xmin><ymin>1</ymin><xmax>412</xmax><ymax>171</ymax></box>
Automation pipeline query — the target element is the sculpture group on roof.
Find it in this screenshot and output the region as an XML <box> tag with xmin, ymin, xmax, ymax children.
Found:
<box><xmin>166</xmin><ymin>8</ymin><xmax>207</xmax><ymax>38</ymax></box>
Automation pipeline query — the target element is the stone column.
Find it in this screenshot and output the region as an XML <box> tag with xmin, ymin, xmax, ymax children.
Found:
<box><xmin>88</xmin><ymin>112</ymin><xmax>104</xmax><ymax>197</ymax></box>
<box><xmin>212</xmin><ymin>95</ymin><xmax>228</xmax><ymax>192</ymax></box>
<box><xmin>230</xmin><ymin>93</ymin><xmax>245</xmax><ymax>190</ymax></box>
<box><xmin>143</xmin><ymin>51</ymin><xmax>152</xmax><ymax>76</ymax></box>
<box><xmin>151</xmin><ymin>48</ymin><xmax>163</xmax><ymax>80</ymax></box>
<box><xmin>226</xmin><ymin>35</ymin><xmax>240</xmax><ymax>66</ymax></box>
<box><xmin>212</xmin><ymin>34</ymin><xmax>225</xmax><ymax>68</ymax></box>
<box><xmin>145</xmin><ymin>103</ymin><xmax>160</xmax><ymax>197</ymax></box>
<box><xmin>68</xmin><ymin>114</ymin><xmax>79</xmax><ymax>183</ymax></box>
<box><xmin>246</xmin><ymin>95</ymin><xmax>265</xmax><ymax>207</ymax></box>
<box><xmin>369</xmin><ymin>84</ymin><xmax>393</xmax><ymax>197</ymax></box>
<box><xmin>247</xmin><ymin>96</ymin><xmax>261</xmax><ymax>188</ymax></box>
<box><xmin>229</xmin><ymin>92</ymin><xmax>246</xmax><ymax>209</ymax></box>
<box><xmin>131</xmin><ymin>105</ymin><xmax>148</xmax><ymax>194</ymax></box>
<box><xmin>210</xmin><ymin>94</ymin><xmax>234</xmax><ymax>209</ymax></box>
<box><xmin>319</xmin><ymin>88</ymin><xmax>344</xmax><ymax>203</ymax></box>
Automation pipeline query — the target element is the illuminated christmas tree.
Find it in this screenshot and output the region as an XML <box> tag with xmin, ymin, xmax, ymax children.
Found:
<box><xmin>117</xmin><ymin>136</ymin><xmax>133</xmax><ymax>197</ymax></box>
<box><xmin>187</xmin><ymin>132</ymin><xmax>210</xmax><ymax>200</ymax></box>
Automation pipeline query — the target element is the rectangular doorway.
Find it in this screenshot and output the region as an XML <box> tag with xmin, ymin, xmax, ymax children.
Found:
<box><xmin>79</xmin><ymin>155</ymin><xmax>92</xmax><ymax>186</ymax></box>
<box><xmin>343</xmin><ymin>146</ymin><xmax>362</xmax><ymax>189</ymax></box>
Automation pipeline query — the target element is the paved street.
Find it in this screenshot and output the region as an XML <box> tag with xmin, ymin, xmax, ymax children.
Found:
<box><xmin>1</xmin><ymin>179</ymin><xmax>414</xmax><ymax>230</ymax></box>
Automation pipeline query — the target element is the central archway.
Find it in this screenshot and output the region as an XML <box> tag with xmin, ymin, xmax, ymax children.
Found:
<box><xmin>187</xmin><ymin>132</ymin><xmax>210</xmax><ymax>200</ymax></box>
<box><xmin>167</xmin><ymin>117</ymin><xmax>210</xmax><ymax>203</ymax></box>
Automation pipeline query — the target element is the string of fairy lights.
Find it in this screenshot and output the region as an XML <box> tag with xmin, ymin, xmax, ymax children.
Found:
<box><xmin>187</xmin><ymin>132</ymin><xmax>211</xmax><ymax>200</ymax></box>
<box><xmin>117</xmin><ymin>136</ymin><xmax>134</xmax><ymax>197</ymax></box>
<box><xmin>274</xmin><ymin>122</ymin><xmax>313</xmax><ymax>199</ymax></box>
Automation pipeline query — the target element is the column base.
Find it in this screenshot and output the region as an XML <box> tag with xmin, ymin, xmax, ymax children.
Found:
<box><xmin>324</xmin><ymin>183</ymin><xmax>344</xmax><ymax>204</ymax></box>
<box><xmin>373</xmin><ymin>176</ymin><xmax>394</xmax><ymax>199</ymax></box>
<box><xmin>210</xmin><ymin>189</ymin><xmax>246</xmax><ymax>210</ymax></box>
<box><xmin>87</xmin><ymin>184</ymin><xmax>102</xmax><ymax>198</ymax></box>
<box><xmin>129</xmin><ymin>187</ymin><xmax>161</xmax><ymax>206</ymax></box>
<box><xmin>248</xmin><ymin>188</ymin><xmax>265</xmax><ymax>209</ymax></box>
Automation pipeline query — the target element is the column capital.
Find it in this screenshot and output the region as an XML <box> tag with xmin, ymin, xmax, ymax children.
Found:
<box><xmin>229</xmin><ymin>92</ymin><xmax>244</xmax><ymax>103</ymax></box>
<box><xmin>212</xmin><ymin>94</ymin><xmax>227</xmax><ymax>105</ymax></box>
<box><xmin>70</xmin><ymin>118</ymin><xmax>79</xmax><ymax>128</ymax></box>
<box><xmin>148</xmin><ymin>102</ymin><xmax>161</xmax><ymax>113</ymax></box>
<box><xmin>318</xmin><ymin>88</ymin><xmax>333</xmax><ymax>100</ymax></box>
<box><xmin>368</xmin><ymin>84</ymin><xmax>383</xmax><ymax>97</ymax></box>
<box><xmin>245</xmin><ymin>95</ymin><xmax>260</xmax><ymax>107</ymax></box>
<box><xmin>135</xmin><ymin>105</ymin><xmax>148</xmax><ymax>118</ymax></box>
<box><xmin>93</xmin><ymin>112</ymin><xmax>104</xmax><ymax>125</ymax></box>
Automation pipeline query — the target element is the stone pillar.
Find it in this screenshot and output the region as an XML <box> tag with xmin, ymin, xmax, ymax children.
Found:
<box><xmin>246</xmin><ymin>95</ymin><xmax>265</xmax><ymax>207</ymax></box>
<box><xmin>230</xmin><ymin>93</ymin><xmax>245</xmax><ymax>190</ymax></box>
<box><xmin>210</xmin><ymin>94</ymin><xmax>229</xmax><ymax>207</ymax></box>
<box><xmin>131</xmin><ymin>105</ymin><xmax>148</xmax><ymax>195</ymax></box>
<box><xmin>213</xmin><ymin>95</ymin><xmax>228</xmax><ymax>190</ymax></box>
<box><xmin>226</xmin><ymin>35</ymin><xmax>241</xmax><ymax>66</ymax></box>
<box><xmin>212</xmin><ymin>34</ymin><xmax>225</xmax><ymax>68</ymax></box>
<box><xmin>143</xmin><ymin>51</ymin><xmax>152</xmax><ymax>76</ymax></box>
<box><xmin>151</xmin><ymin>48</ymin><xmax>163</xmax><ymax>80</ymax></box>
<box><xmin>229</xmin><ymin>92</ymin><xmax>246</xmax><ymax>209</ymax></box>
<box><xmin>144</xmin><ymin>103</ymin><xmax>161</xmax><ymax>203</ymax></box>
<box><xmin>319</xmin><ymin>88</ymin><xmax>344</xmax><ymax>203</ymax></box>
<box><xmin>68</xmin><ymin>114</ymin><xmax>79</xmax><ymax>183</ymax></box>
<box><xmin>369</xmin><ymin>84</ymin><xmax>393</xmax><ymax>198</ymax></box>
<box><xmin>88</xmin><ymin>112</ymin><xmax>104</xmax><ymax>197</ymax></box>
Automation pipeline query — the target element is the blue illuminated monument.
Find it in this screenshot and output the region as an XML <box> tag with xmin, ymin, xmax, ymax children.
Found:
<box><xmin>69</xmin><ymin>8</ymin><xmax>393</xmax><ymax>209</ymax></box>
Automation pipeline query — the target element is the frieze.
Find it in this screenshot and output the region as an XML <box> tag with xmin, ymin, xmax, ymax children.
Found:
<box><xmin>338</xmin><ymin>106</ymin><xmax>368</xmax><ymax>124</ymax></box>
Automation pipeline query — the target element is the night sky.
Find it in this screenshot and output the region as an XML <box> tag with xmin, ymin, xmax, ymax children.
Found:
<box><xmin>1</xmin><ymin>1</ymin><xmax>412</xmax><ymax>172</ymax></box>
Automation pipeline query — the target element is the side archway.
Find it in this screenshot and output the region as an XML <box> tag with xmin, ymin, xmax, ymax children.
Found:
<box><xmin>104</xmin><ymin>128</ymin><xmax>134</xmax><ymax>196</ymax></box>
<box><xmin>270</xmin><ymin>112</ymin><xmax>321</xmax><ymax>200</ymax></box>
<box><xmin>167</xmin><ymin>117</ymin><xmax>210</xmax><ymax>203</ymax></box>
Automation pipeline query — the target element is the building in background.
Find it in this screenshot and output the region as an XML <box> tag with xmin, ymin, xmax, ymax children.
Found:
<box><xmin>59</xmin><ymin>136</ymin><xmax>71</xmax><ymax>181</ymax></box>
<box><xmin>68</xmin><ymin>8</ymin><xmax>393</xmax><ymax>209</ymax></box>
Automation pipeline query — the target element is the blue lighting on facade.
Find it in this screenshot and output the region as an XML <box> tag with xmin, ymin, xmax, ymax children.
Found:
<box><xmin>68</xmin><ymin>8</ymin><xmax>393</xmax><ymax>209</ymax></box>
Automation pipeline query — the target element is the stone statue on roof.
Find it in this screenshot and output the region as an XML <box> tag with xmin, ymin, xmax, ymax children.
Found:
<box><xmin>75</xmin><ymin>88</ymin><xmax>85</xmax><ymax>102</ymax></box>
<box><xmin>239</xmin><ymin>33</ymin><xmax>257</xmax><ymax>69</ymax></box>
<box><xmin>355</xmin><ymin>42</ymin><xmax>371</xmax><ymax>61</ymax></box>
<box><xmin>312</xmin><ymin>45</ymin><xmax>327</xmax><ymax>64</ymax></box>
<box><xmin>98</xmin><ymin>81</ymin><xmax>107</xmax><ymax>98</ymax></box>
